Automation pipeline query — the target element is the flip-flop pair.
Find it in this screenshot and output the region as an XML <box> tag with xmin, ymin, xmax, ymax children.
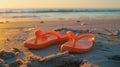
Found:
<box><xmin>24</xmin><ymin>30</ymin><xmax>96</xmax><ymax>53</ymax></box>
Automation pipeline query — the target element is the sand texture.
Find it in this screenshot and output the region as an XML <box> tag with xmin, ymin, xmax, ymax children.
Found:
<box><xmin>0</xmin><ymin>19</ymin><xmax>120</xmax><ymax>67</ymax></box>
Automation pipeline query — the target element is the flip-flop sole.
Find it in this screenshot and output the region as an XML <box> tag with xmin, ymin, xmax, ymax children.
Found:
<box><xmin>61</xmin><ymin>37</ymin><xmax>94</xmax><ymax>53</ymax></box>
<box><xmin>24</xmin><ymin>36</ymin><xmax>68</xmax><ymax>49</ymax></box>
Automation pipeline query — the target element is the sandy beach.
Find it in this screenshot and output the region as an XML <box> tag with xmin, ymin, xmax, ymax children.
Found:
<box><xmin>0</xmin><ymin>17</ymin><xmax>120</xmax><ymax>67</ymax></box>
<box><xmin>0</xmin><ymin>0</ymin><xmax>120</xmax><ymax>66</ymax></box>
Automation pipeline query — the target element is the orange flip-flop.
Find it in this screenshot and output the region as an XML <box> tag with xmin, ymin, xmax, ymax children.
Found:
<box><xmin>24</xmin><ymin>30</ymin><xmax>68</xmax><ymax>49</ymax></box>
<box><xmin>61</xmin><ymin>31</ymin><xmax>96</xmax><ymax>53</ymax></box>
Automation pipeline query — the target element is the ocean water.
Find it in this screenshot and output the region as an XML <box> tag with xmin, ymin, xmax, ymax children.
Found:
<box><xmin>0</xmin><ymin>8</ymin><xmax>120</xmax><ymax>20</ymax></box>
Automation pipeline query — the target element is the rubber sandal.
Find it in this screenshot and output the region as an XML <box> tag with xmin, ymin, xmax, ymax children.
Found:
<box><xmin>24</xmin><ymin>30</ymin><xmax>68</xmax><ymax>49</ymax></box>
<box><xmin>61</xmin><ymin>31</ymin><xmax>96</xmax><ymax>53</ymax></box>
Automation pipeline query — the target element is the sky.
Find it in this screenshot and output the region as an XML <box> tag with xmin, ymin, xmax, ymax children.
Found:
<box><xmin>0</xmin><ymin>0</ymin><xmax>120</xmax><ymax>8</ymax></box>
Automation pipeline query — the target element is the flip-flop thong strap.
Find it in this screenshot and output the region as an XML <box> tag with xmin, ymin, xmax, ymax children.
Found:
<box><xmin>42</xmin><ymin>31</ymin><xmax>62</xmax><ymax>39</ymax></box>
<box><xmin>77</xmin><ymin>34</ymin><xmax>96</xmax><ymax>42</ymax></box>
<box><xmin>66</xmin><ymin>31</ymin><xmax>77</xmax><ymax>47</ymax></box>
<box><xmin>67</xmin><ymin>31</ymin><xmax>96</xmax><ymax>47</ymax></box>
<box><xmin>66</xmin><ymin>31</ymin><xmax>77</xmax><ymax>41</ymax></box>
<box><xmin>35</xmin><ymin>30</ymin><xmax>44</xmax><ymax>37</ymax></box>
<box><xmin>35</xmin><ymin>31</ymin><xmax>62</xmax><ymax>44</ymax></box>
<box><xmin>35</xmin><ymin>30</ymin><xmax>44</xmax><ymax>44</ymax></box>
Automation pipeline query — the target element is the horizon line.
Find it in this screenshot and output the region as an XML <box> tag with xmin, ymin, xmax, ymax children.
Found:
<box><xmin>0</xmin><ymin>7</ymin><xmax>120</xmax><ymax>9</ymax></box>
